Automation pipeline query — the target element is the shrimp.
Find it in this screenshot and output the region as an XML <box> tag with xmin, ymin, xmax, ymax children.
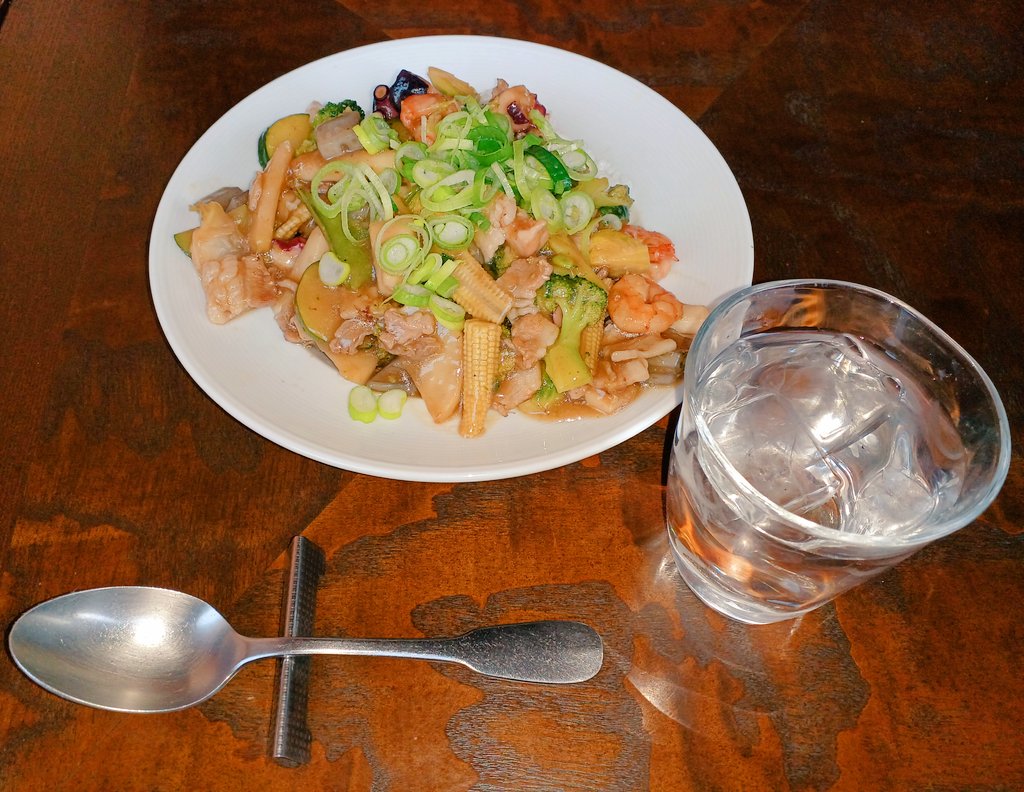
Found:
<box><xmin>505</xmin><ymin>211</ymin><xmax>549</xmax><ymax>257</ymax></box>
<box><xmin>399</xmin><ymin>93</ymin><xmax>458</xmax><ymax>144</ymax></box>
<box><xmin>475</xmin><ymin>194</ymin><xmax>516</xmax><ymax>261</ymax></box>
<box><xmin>474</xmin><ymin>196</ymin><xmax>512</xmax><ymax>261</ymax></box>
<box><xmin>622</xmin><ymin>225</ymin><xmax>677</xmax><ymax>280</ymax></box>
<box><xmin>607</xmin><ymin>273</ymin><xmax>685</xmax><ymax>335</ymax></box>
<box><xmin>190</xmin><ymin>202</ymin><xmax>280</xmax><ymax>324</ymax></box>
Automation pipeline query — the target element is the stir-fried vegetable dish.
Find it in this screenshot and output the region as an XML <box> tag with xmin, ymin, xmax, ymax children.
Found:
<box><xmin>176</xmin><ymin>67</ymin><xmax>707</xmax><ymax>437</ymax></box>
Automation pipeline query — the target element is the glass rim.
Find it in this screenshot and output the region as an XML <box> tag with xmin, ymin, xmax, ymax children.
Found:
<box><xmin>684</xmin><ymin>278</ymin><xmax>1012</xmax><ymax>548</ymax></box>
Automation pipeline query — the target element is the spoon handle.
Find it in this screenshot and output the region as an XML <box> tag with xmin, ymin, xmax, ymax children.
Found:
<box><xmin>247</xmin><ymin>635</ymin><xmax>455</xmax><ymax>664</ymax></box>
<box><xmin>242</xmin><ymin>620</ymin><xmax>603</xmax><ymax>684</ymax></box>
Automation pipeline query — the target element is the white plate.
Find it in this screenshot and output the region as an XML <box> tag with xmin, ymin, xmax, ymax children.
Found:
<box><xmin>150</xmin><ymin>36</ymin><xmax>753</xmax><ymax>482</ymax></box>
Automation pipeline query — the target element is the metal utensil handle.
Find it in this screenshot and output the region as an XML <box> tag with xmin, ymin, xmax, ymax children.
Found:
<box><xmin>270</xmin><ymin>535</ymin><xmax>325</xmax><ymax>767</ymax></box>
<box><xmin>255</xmin><ymin>635</ymin><xmax>456</xmax><ymax>662</ymax></box>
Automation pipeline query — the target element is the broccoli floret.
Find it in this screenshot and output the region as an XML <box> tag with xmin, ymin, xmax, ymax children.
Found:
<box><xmin>528</xmin><ymin>369</ymin><xmax>562</xmax><ymax>411</ymax></box>
<box><xmin>311</xmin><ymin>100</ymin><xmax>365</xmax><ymax>129</ymax></box>
<box><xmin>535</xmin><ymin>273</ymin><xmax>608</xmax><ymax>392</ymax></box>
<box><xmin>486</xmin><ymin>244</ymin><xmax>515</xmax><ymax>279</ymax></box>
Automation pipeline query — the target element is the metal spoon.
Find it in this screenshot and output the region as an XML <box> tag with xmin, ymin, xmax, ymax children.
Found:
<box><xmin>7</xmin><ymin>586</ymin><xmax>603</xmax><ymax>713</ymax></box>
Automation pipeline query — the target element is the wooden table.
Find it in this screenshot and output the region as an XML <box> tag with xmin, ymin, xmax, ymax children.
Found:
<box><xmin>1</xmin><ymin>1</ymin><xmax>1020</xmax><ymax>789</ymax></box>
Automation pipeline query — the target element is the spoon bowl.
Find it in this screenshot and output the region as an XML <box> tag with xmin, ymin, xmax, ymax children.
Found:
<box><xmin>8</xmin><ymin>587</ymin><xmax>603</xmax><ymax>713</ymax></box>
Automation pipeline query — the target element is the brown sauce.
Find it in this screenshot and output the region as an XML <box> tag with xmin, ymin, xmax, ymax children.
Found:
<box><xmin>518</xmin><ymin>400</ymin><xmax>602</xmax><ymax>422</ymax></box>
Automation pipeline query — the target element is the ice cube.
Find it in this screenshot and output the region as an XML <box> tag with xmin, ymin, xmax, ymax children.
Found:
<box><xmin>707</xmin><ymin>390</ymin><xmax>842</xmax><ymax>518</ymax></box>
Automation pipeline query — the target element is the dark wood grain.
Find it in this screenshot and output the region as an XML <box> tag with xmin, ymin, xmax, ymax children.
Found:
<box><xmin>1</xmin><ymin>0</ymin><xmax>1021</xmax><ymax>790</ymax></box>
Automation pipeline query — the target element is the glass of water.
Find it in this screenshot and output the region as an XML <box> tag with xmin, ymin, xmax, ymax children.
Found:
<box><xmin>666</xmin><ymin>279</ymin><xmax>1010</xmax><ymax>624</ymax></box>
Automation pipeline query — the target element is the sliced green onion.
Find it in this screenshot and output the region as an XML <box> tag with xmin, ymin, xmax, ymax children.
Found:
<box><xmin>431</xmin><ymin>112</ymin><xmax>475</xmax><ymax>159</ymax></box>
<box><xmin>434</xmin><ymin>111</ymin><xmax>473</xmax><ymax>143</ymax></box>
<box><xmin>378</xmin><ymin>234</ymin><xmax>422</xmax><ymax>274</ymax></box>
<box><xmin>432</xmin><ymin>136</ymin><xmax>474</xmax><ymax>154</ymax></box>
<box><xmin>325</xmin><ymin>175</ymin><xmax>358</xmax><ymax>212</ymax></box>
<box><xmin>428</xmin><ymin>214</ymin><xmax>475</xmax><ymax>251</ymax></box>
<box><xmin>317</xmin><ymin>251</ymin><xmax>351</xmax><ymax>286</ymax></box>
<box><xmin>467</xmin><ymin>211</ymin><xmax>491</xmax><ymax>230</ymax></box>
<box><xmin>373</xmin><ymin>215</ymin><xmax>431</xmax><ymax>274</ymax></box>
<box><xmin>411</xmin><ymin>158</ymin><xmax>456</xmax><ymax>189</ymax></box>
<box><xmin>395</xmin><ymin>141</ymin><xmax>428</xmax><ymax>180</ymax></box>
<box><xmin>407</xmin><ymin>251</ymin><xmax>444</xmax><ymax>285</ymax></box>
<box><xmin>467</xmin><ymin>124</ymin><xmax>513</xmax><ymax>166</ymax></box>
<box><xmin>310</xmin><ymin>160</ymin><xmax>354</xmax><ymax>218</ymax></box>
<box><xmin>598</xmin><ymin>212</ymin><xmax>623</xmax><ymax>230</ymax></box>
<box><xmin>378</xmin><ymin>167</ymin><xmax>400</xmax><ymax>195</ymax></box>
<box><xmin>377</xmin><ymin>389</ymin><xmax>408</xmax><ymax>420</ymax></box>
<box><xmin>461</xmin><ymin>95</ymin><xmax>490</xmax><ymax>124</ymax></box>
<box><xmin>523</xmin><ymin>153</ymin><xmax>554</xmax><ymax>193</ymax></box>
<box><xmin>323</xmin><ymin>164</ymin><xmax>387</xmax><ymax>241</ymax></box>
<box><xmin>348</xmin><ymin>385</ymin><xmax>378</xmax><ymax>423</ymax></box>
<box><xmin>353</xmin><ymin>113</ymin><xmax>397</xmax><ymax>155</ymax></box>
<box><xmin>419</xmin><ymin>169</ymin><xmax>475</xmax><ymax>212</ymax></box>
<box><xmin>392</xmin><ymin>283</ymin><xmax>431</xmax><ymax>307</ymax></box>
<box><xmin>334</xmin><ymin>175</ymin><xmax>369</xmax><ymax>244</ymax></box>
<box><xmin>512</xmin><ymin>139</ymin><xmax>529</xmax><ymax>201</ymax></box>
<box><xmin>428</xmin><ymin>293</ymin><xmax>466</xmax><ymax>332</ymax></box>
<box><xmin>559</xmin><ymin>146</ymin><xmax>598</xmax><ymax>181</ymax></box>
<box><xmin>435</xmin><ymin>275</ymin><xmax>459</xmax><ymax>298</ymax></box>
<box><xmin>559</xmin><ymin>190</ymin><xmax>596</xmax><ymax>234</ymax></box>
<box><xmin>484</xmin><ymin>109</ymin><xmax>512</xmax><ymax>138</ymax></box>
<box><xmin>472</xmin><ymin>168</ymin><xmax>501</xmax><ymax>206</ymax></box>
<box><xmin>530</xmin><ymin>186</ymin><xmax>563</xmax><ymax>232</ymax></box>
<box><xmin>445</xmin><ymin>148</ymin><xmax>474</xmax><ymax>171</ymax></box>
<box><xmin>490</xmin><ymin>162</ymin><xmax>516</xmax><ymax>200</ymax></box>
<box><xmin>425</xmin><ymin>256</ymin><xmax>460</xmax><ymax>291</ymax></box>
<box><xmin>528</xmin><ymin>109</ymin><xmax>557</xmax><ymax>139</ymax></box>
<box><xmin>359</xmin><ymin>163</ymin><xmax>395</xmax><ymax>222</ymax></box>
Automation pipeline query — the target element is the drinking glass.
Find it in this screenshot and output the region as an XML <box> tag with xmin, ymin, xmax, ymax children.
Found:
<box><xmin>666</xmin><ymin>279</ymin><xmax>1010</xmax><ymax>624</ymax></box>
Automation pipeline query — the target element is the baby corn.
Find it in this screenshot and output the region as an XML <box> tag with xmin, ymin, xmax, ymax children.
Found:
<box><xmin>580</xmin><ymin>321</ymin><xmax>604</xmax><ymax>373</ymax></box>
<box><xmin>452</xmin><ymin>252</ymin><xmax>513</xmax><ymax>324</ymax></box>
<box><xmin>274</xmin><ymin>203</ymin><xmax>312</xmax><ymax>240</ymax></box>
<box><xmin>460</xmin><ymin>319</ymin><xmax>502</xmax><ymax>438</ymax></box>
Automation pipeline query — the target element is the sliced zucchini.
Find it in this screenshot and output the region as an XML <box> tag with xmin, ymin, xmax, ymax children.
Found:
<box><xmin>294</xmin><ymin>263</ymin><xmax>378</xmax><ymax>384</ymax></box>
<box><xmin>258</xmin><ymin>113</ymin><xmax>312</xmax><ymax>168</ymax></box>
<box><xmin>294</xmin><ymin>261</ymin><xmax>338</xmax><ymax>342</ymax></box>
<box><xmin>173</xmin><ymin>228</ymin><xmax>194</xmax><ymax>256</ymax></box>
